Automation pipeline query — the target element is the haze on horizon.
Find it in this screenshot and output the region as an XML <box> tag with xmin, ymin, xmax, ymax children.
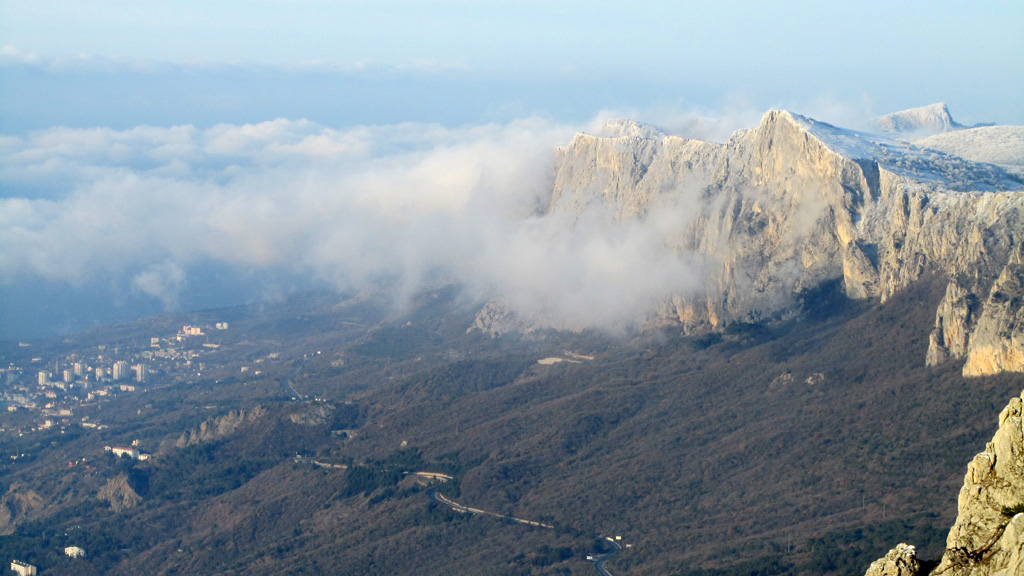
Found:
<box><xmin>1</xmin><ymin>1</ymin><xmax>1022</xmax><ymax>339</ymax></box>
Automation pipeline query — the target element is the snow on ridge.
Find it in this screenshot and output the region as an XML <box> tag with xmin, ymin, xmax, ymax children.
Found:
<box><xmin>596</xmin><ymin>118</ymin><xmax>666</xmax><ymax>140</ymax></box>
<box><xmin>784</xmin><ymin>111</ymin><xmax>1020</xmax><ymax>192</ymax></box>
<box><xmin>914</xmin><ymin>125</ymin><xmax>1024</xmax><ymax>171</ymax></box>
<box><xmin>873</xmin><ymin>102</ymin><xmax>962</xmax><ymax>137</ymax></box>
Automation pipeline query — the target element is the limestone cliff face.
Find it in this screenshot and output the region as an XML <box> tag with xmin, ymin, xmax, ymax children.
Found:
<box><xmin>962</xmin><ymin>245</ymin><xmax>1024</xmax><ymax>376</ymax></box>
<box><xmin>484</xmin><ymin>109</ymin><xmax>1024</xmax><ymax>376</ymax></box>
<box><xmin>174</xmin><ymin>405</ymin><xmax>266</xmax><ymax>448</ymax></box>
<box><xmin>872</xmin><ymin>390</ymin><xmax>1024</xmax><ymax>576</ymax></box>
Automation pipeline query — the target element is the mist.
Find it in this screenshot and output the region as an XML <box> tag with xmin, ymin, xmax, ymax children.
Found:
<box><xmin>1</xmin><ymin>115</ymin><xmax>729</xmax><ymax>338</ymax></box>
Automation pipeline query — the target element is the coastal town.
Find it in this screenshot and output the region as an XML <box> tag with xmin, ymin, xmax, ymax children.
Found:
<box><xmin>0</xmin><ymin>322</ymin><xmax>232</xmax><ymax>441</ymax></box>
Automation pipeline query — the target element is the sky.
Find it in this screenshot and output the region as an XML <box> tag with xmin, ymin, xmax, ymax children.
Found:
<box><xmin>1</xmin><ymin>1</ymin><xmax>1023</xmax><ymax>338</ymax></box>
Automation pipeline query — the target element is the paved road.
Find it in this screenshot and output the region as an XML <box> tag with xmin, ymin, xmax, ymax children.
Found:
<box><xmin>422</xmin><ymin>476</ymin><xmax>623</xmax><ymax>575</ymax></box>
<box><xmin>592</xmin><ymin>537</ymin><xmax>623</xmax><ymax>576</ymax></box>
<box><xmin>425</xmin><ymin>485</ymin><xmax>554</xmax><ymax>529</ymax></box>
<box><xmin>291</xmin><ymin>465</ymin><xmax>625</xmax><ymax>575</ymax></box>
<box><xmin>284</xmin><ymin>360</ymin><xmax>306</xmax><ymax>399</ymax></box>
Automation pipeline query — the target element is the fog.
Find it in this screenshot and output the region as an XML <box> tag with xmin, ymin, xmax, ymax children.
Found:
<box><xmin>1</xmin><ymin>115</ymin><xmax>740</xmax><ymax>337</ymax></box>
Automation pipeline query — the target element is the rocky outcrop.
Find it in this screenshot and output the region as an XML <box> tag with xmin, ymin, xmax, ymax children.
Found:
<box><xmin>0</xmin><ymin>487</ymin><xmax>44</xmax><ymax>535</ymax></box>
<box><xmin>289</xmin><ymin>404</ymin><xmax>334</xmax><ymax>426</ymax></box>
<box><xmin>175</xmin><ymin>405</ymin><xmax>266</xmax><ymax>448</ymax></box>
<box><xmin>865</xmin><ymin>544</ymin><xmax>921</xmax><ymax>576</ymax></box>
<box><xmin>931</xmin><ymin>389</ymin><xmax>1024</xmax><ymax>576</ymax></box>
<box><xmin>477</xmin><ymin>109</ymin><xmax>1024</xmax><ymax>376</ymax></box>
<box><xmin>865</xmin><ymin>390</ymin><xmax>1024</xmax><ymax>576</ymax></box>
<box><xmin>98</xmin><ymin>474</ymin><xmax>141</xmax><ymax>512</ymax></box>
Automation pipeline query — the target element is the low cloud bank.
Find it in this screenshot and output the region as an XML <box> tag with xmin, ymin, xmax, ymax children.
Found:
<box><xmin>1</xmin><ymin>115</ymin><xmax>720</xmax><ymax>334</ymax></box>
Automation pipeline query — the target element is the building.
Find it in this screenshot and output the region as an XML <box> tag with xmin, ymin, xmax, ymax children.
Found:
<box><xmin>112</xmin><ymin>361</ymin><xmax>130</xmax><ymax>381</ymax></box>
<box><xmin>63</xmin><ymin>369</ymin><xmax>73</xmax><ymax>383</ymax></box>
<box><xmin>215</xmin><ymin>322</ymin><xmax>228</xmax><ymax>330</ymax></box>
<box><xmin>109</xmin><ymin>446</ymin><xmax>139</xmax><ymax>459</ymax></box>
<box><xmin>95</xmin><ymin>367</ymin><xmax>106</xmax><ymax>380</ymax></box>
<box><xmin>37</xmin><ymin>371</ymin><xmax>48</xmax><ymax>386</ymax></box>
<box><xmin>73</xmin><ymin>361</ymin><xmax>85</xmax><ymax>377</ymax></box>
<box><xmin>64</xmin><ymin>546</ymin><xmax>86</xmax><ymax>558</ymax></box>
<box><xmin>181</xmin><ymin>325</ymin><xmax>203</xmax><ymax>336</ymax></box>
<box><xmin>11</xmin><ymin>560</ymin><xmax>37</xmax><ymax>576</ymax></box>
<box><xmin>133</xmin><ymin>363</ymin><xmax>148</xmax><ymax>383</ymax></box>
<box><xmin>107</xmin><ymin>446</ymin><xmax>150</xmax><ymax>460</ymax></box>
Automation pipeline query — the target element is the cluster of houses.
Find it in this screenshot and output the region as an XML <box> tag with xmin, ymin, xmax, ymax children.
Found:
<box><xmin>2</xmin><ymin>323</ymin><xmax>233</xmax><ymax>438</ymax></box>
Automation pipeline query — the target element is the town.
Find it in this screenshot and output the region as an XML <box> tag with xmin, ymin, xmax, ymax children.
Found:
<box><xmin>0</xmin><ymin>322</ymin><xmax>231</xmax><ymax>443</ymax></box>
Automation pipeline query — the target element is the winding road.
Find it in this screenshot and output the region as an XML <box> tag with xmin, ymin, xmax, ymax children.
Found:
<box><xmin>290</xmin><ymin>461</ymin><xmax>626</xmax><ymax>574</ymax></box>
<box><xmin>419</xmin><ymin>473</ymin><xmax>622</xmax><ymax>575</ymax></box>
<box><xmin>591</xmin><ymin>537</ymin><xmax>623</xmax><ymax>576</ymax></box>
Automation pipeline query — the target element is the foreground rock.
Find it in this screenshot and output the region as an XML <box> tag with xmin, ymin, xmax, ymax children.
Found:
<box><xmin>865</xmin><ymin>543</ymin><xmax>921</xmax><ymax>576</ymax></box>
<box><xmin>869</xmin><ymin>389</ymin><xmax>1024</xmax><ymax>576</ymax></box>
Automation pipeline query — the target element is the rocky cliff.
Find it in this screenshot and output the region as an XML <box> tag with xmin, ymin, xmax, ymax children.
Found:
<box><xmin>867</xmin><ymin>389</ymin><xmax>1024</xmax><ymax>576</ymax></box>
<box><xmin>478</xmin><ymin>109</ymin><xmax>1024</xmax><ymax>376</ymax></box>
<box><xmin>174</xmin><ymin>405</ymin><xmax>267</xmax><ymax>448</ymax></box>
<box><xmin>98</xmin><ymin>474</ymin><xmax>142</xmax><ymax>512</ymax></box>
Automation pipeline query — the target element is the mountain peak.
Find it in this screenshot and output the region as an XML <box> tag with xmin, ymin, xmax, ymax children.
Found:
<box><xmin>595</xmin><ymin>118</ymin><xmax>666</xmax><ymax>140</ymax></box>
<box><xmin>874</xmin><ymin>102</ymin><xmax>962</xmax><ymax>136</ymax></box>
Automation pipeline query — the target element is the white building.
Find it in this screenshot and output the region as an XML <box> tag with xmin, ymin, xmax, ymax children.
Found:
<box><xmin>11</xmin><ymin>560</ymin><xmax>37</xmax><ymax>576</ymax></box>
<box><xmin>109</xmin><ymin>446</ymin><xmax>139</xmax><ymax>459</ymax></box>
<box><xmin>133</xmin><ymin>363</ymin><xmax>148</xmax><ymax>383</ymax></box>
<box><xmin>107</xmin><ymin>446</ymin><xmax>150</xmax><ymax>460</ymax></box>
<box><xmin>37</xmin><ymin>371</ymin><xmax>48</xmax><ymax>386</ymax></box>
<box><xmin>64</xmin><ymin>546</ymin><xmax>86</xmax><ymax>558</ymax></box>
<box><xmin>112</xmin><ymin>361</ymin><xmax>130</xmax><ymax>381</ymax></box>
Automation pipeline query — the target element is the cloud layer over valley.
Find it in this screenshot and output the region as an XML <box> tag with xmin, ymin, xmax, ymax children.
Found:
<box><xmin>1</xmin><ymin>117</ymin><xmax>714</xmax><ymax>337</ymax></box>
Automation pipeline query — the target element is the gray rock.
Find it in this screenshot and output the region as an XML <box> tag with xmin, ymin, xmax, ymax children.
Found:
<box><xmin>932</xmin><ymin>390</ymin><xmax>1024</xmax><ymax>576</ymax></box>
<box><xmin>865</xmin><ymin>543</ymin><xmax>920</xmax><ymax>576</ymax></box>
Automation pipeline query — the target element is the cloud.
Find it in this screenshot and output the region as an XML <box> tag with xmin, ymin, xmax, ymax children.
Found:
<box><xmin>0</xmin><ymin>45</ymin><xmax>41</xmax><ymax>65</ymax></box>
<box><xmin>131</xmin><ymin>261</ymin><xmax>186</xmax><ymax>310</ymax></box>
<box><xmin>0</xmin><ymin>113</ymin><xmax>739</xmax><ymax>333</ymax></box>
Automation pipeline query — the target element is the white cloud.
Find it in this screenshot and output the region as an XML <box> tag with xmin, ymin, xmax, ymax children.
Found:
<box><xmin>131</xmin><ymin>261</ymin><xmax>186</xmax><ymax>310</ymax></box>
<box><xmin>0</xmin><ymin>115</ymin><xmax>717</xmax><ymax>331</ymax></box>
<box><xmin>0</xmin><ymin>45</ymin><xmax>41</xmax><ymax>65</ymax></box>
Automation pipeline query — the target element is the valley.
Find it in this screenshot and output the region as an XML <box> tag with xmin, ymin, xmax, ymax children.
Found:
<box><xmin>1</xmin><ymin>275</ymin><xmax>1021</xmax><ymax>575</ymax></box>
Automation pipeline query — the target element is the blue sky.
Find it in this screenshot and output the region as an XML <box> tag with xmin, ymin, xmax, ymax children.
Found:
<box><xmin>2</xmin><ymin>1</ymin><xmax>1023</xmax><ymax>130</ymax></box>
<box><xmin>1</xmin><ymin>1</ymin><xmax>1023</xmax><ymax>338</ymax></box>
